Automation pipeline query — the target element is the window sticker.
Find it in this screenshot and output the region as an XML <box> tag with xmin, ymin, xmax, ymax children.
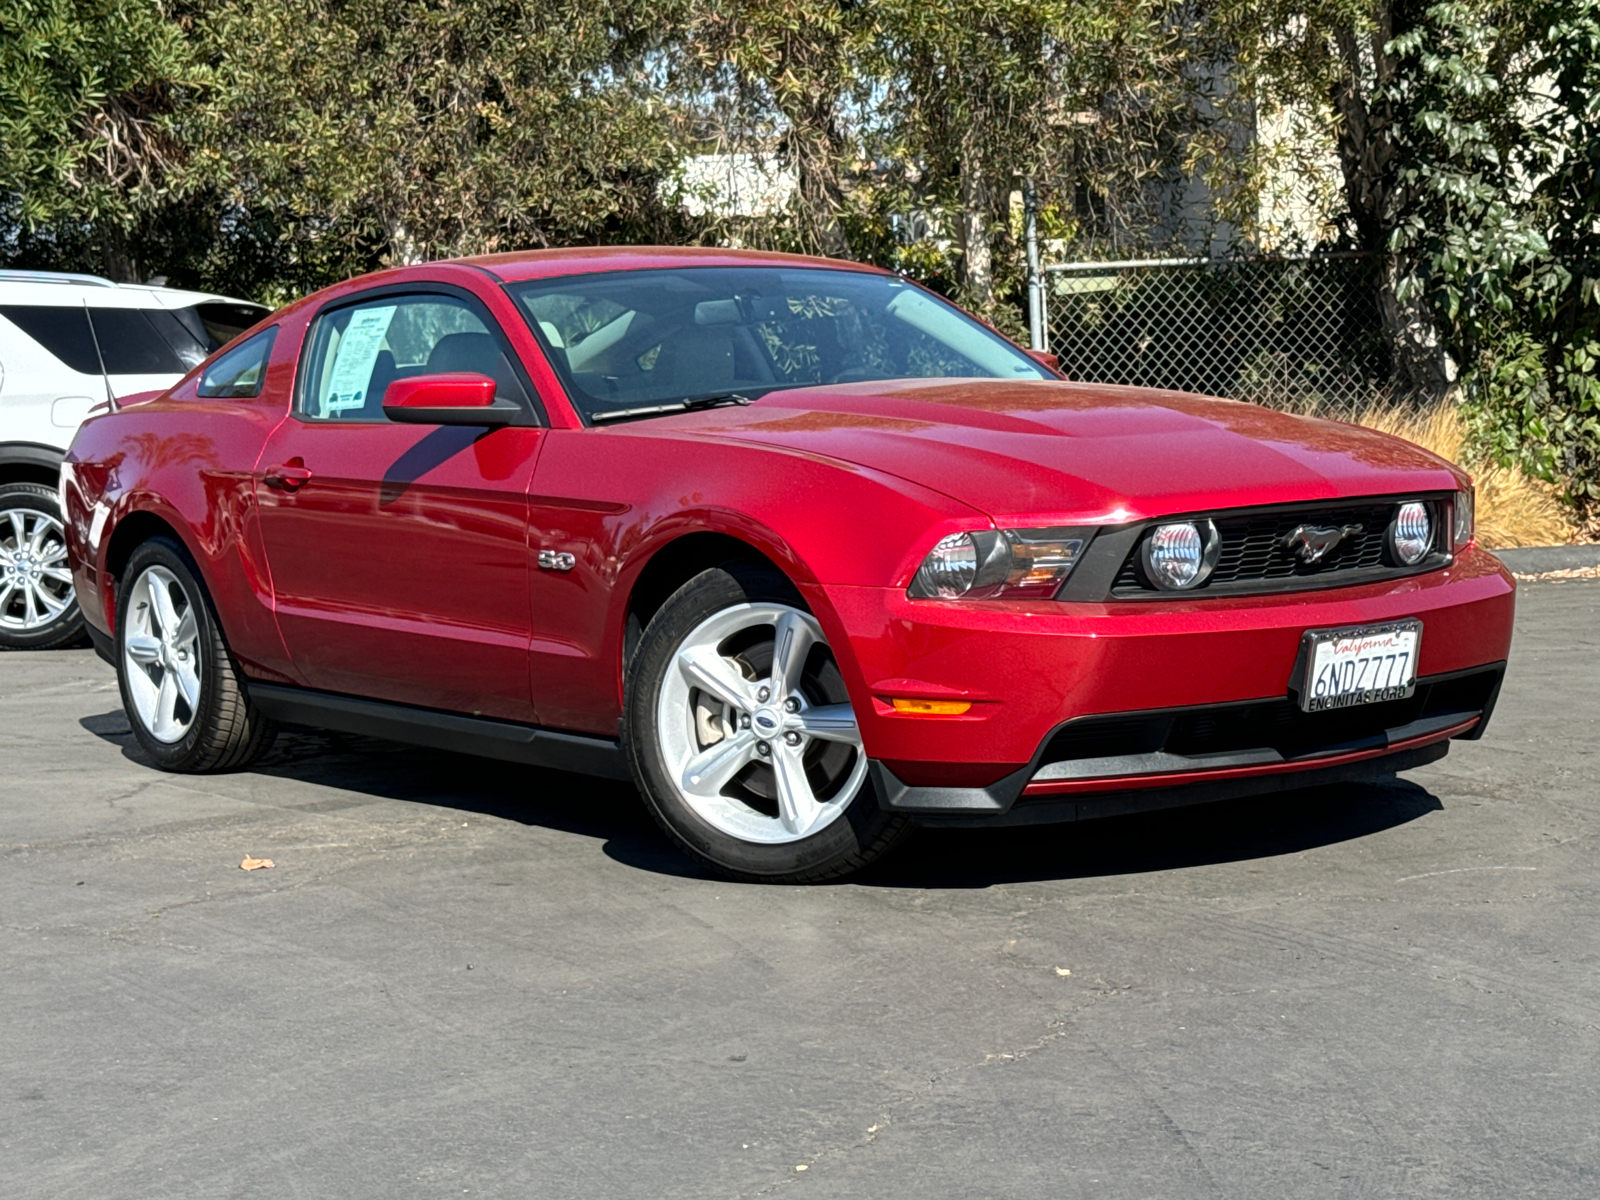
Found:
<box><xmin>322</xmin><ymin>305</ymin><xmax>397</xmax><ymax>416</ymax></box>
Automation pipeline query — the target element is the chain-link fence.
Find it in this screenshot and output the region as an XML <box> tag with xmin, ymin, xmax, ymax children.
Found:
<box><xmin>1040</xmin><ymin>253</ymin><xmax>1391</xmax><ymax>419</ymax></box>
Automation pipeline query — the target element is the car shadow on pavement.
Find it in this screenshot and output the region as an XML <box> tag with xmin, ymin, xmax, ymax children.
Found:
<box><xmin>249</xmin><ymin>730</ymin><xmax>703</xmax><ymax>873</ymax></box>
<box><xmin>80</xmin><ymin>713</ymin><xmax>715</xmax><ymax>878</ymax></box>
<box><xmin>81</xmin><ymin>710</ymin><xmax>1441</xmax><ymax>887</ymax></box>
<box><xmin>858</xmin><ymin>778</ymin><xmax>1444</xmax><ymax>889</ymax></box>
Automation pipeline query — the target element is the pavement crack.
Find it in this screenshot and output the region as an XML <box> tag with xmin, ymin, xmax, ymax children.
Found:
<box><xmin>742</xmin><ymin>1115</ymin><xmax>893</xmax><ymax>1198</ymax></box>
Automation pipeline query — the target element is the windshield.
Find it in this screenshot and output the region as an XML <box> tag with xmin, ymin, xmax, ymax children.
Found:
<box><xmin>506</xmin><ymin>266</ymin><xmax>1050</xmax><ymax>422</ymax></box>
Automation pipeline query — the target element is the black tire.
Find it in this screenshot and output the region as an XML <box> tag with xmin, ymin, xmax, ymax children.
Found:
<box><xmin>115</xmin><ymin>537</ymin><xmax>277</xmax><ymax>772</ymax></box>
<box><xmin>624</xmin><ymin>563</ymin><xmax>910</xmax><ymax>882</ymax></box>
<box><xmin>0</xmin><ymin>481</ymin><xmax>85</xmax><ymax>650</ymax></box>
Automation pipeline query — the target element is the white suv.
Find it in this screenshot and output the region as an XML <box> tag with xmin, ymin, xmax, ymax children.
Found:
<box><xmin>0</xmin><ymin>271</ymin><xmax>267</xmax><ymax>649</ymax></box>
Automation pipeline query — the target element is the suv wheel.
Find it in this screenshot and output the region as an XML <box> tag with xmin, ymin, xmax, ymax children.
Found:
<box><xmin>625</xmin><ymin>563</ymin><xmax>910</xmax><ymax>882</ymax></box>
<box><xmin>0</xmin><ymin>482</ymin><xmax>83</xmax><ymax>650</ymax></box>
<box><xmin>116</xmin><ymin>538</ymin><xmax>277</xmax><ymax>772</ymax></box>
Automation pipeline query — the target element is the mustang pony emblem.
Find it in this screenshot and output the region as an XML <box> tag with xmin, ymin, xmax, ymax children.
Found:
<box><xmin>1283</xmin><ymin>523</ymin><xmax>1363</xmax><ymax>563</ymax></box>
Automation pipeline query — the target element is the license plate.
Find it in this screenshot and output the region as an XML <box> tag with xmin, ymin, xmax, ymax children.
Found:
<box><xmin>1297</xmin><ymin>619</ymin><xmax>1422</xmax><ymax>713</ymax></box>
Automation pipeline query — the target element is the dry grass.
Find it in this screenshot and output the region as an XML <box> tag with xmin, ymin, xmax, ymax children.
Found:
<box><xmin>1351</xmin><ymin>402</ymin><xmax>1577</xmax><ymax>549</ymax></box>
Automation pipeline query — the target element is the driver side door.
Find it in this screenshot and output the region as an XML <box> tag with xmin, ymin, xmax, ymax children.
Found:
<box><xmin>253</xmin><ymin>287</ymin><xmax>546</xmax><ymax>722</ymax></box>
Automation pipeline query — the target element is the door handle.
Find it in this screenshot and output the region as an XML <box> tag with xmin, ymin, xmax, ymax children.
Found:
<box><xmin>264</xmin><ymin>461</ymin><xmax>313</xmax><ymax>492</ymax></box>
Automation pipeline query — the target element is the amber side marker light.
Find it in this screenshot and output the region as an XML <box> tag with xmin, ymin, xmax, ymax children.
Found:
<box><xmin>891</xmin><ymin>698</ymin><xmax>972</xmax><ymax>716</ymax></box>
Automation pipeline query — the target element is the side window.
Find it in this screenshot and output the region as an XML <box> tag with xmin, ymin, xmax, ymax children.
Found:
<box><xmin>143</xmin><ymin>310</ymin><xmax>212</xmax><ymax>369</ymax></box>
<box><xmin>88</xmin><ymin>309</ymin><xmax>189</xmax><ymax>375</ymax></box>
<box><xmin>0</xmin><ymin>306</ymin><xmax>101</xmax><ymax>375</ymax></box>
<box><xmin>299</xmin><ymin>293</ymin><xmax>529</xmax><ymax>422</ymax></box>
<box><xmin>198</xmin><ymin>328</ymin><xmax>278</xmax><ymax>398</ymax></box>
<box><xmin>187</xmin><ymin>302</ymin><xmax>269</xmax><ymax>349</ymax></box>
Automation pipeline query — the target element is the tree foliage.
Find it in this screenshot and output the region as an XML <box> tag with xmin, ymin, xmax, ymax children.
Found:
<box><xmin>2</xmin><ymin>0</ymin><xmax>1596</xmax><ymax>507</ymax></box>
<box><xmin>0</xmin><ymin>0</ymin><xmax>192</xmax><ymax>219</ymax></box>
<box><xmin>0</xmin><ymin>0</ymin><xmax>197</xmax><ymax>276</ymax></box>
<box><xmin>1223</xmin><ymin>0</ymin><xmax>1600</xmax><ymax>513</ymax></box>
<box><xmin>1361</xmin><ymin>0</ymin><xmax>1600</xmax><ymax>509</ymax></box>
<box><xmin>190</xmin><ymin>0</ymin><xmax>686</xmax><ymax>277</ymax></box>
<box><xmin>1400</xmin><ymin>0</ymin><xmax>1600</xmax><ymax>510</ymax></box>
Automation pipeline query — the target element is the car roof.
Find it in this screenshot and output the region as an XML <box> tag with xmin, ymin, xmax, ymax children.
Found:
<box><xmin>459</xmin><ymin>245</ymin><xmax>891</xmax><ymax>284</ymax></box>
<box><xmin>0</xmin><ymin>270</ymin><xmax>266</xmax><ymax>312</ymax></box>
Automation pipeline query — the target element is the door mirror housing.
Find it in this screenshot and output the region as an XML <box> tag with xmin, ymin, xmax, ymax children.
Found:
<box><xmin>1025</xmin><ymin>349</ymin><xmax>1062</xmax><ymax>375</ymax></box>
<box><xmin>382</xmin><ymin>373</ymin><xmax>520</xmax><ymax>426</ymax></box>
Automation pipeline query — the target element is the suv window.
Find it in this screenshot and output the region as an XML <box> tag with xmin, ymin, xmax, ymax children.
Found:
<box><xmin>300</xmin><ymin>293</ymin><xmax>529</xmax><ymax>422</ymax></box>
<box><xmin>90</xmin><ymin>309</ymin><xmax>193</xmax><ymax>374</ymax></box>
<box><xmin>198</xmin><ymin>328</ymin><xmax>277</xmax><ymax>398</ymax></box>
<box><xmin>0</xmin><ymin>306</ymin><xmax>101</xmax><ymax>375</ymax></box>
<box><xmin>1</xmin><ymin>300</ymin><xmax>263</xmax><ymax>377</ymax></box>
<box><xmin>186</xmin><ymin>301</ymin><xmax>268</xmax><ymax>348</ymax></box>
<box><xmin>143</xmin><ymin>310</ymin><xmax>211</xmax><ymax>369</ymax></box>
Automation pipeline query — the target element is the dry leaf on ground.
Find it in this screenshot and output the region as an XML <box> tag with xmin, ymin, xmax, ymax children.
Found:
<box><xmin>239</xmin><ymin>856</ymin><xmax>275</xmax><ymax>871</ymax></box>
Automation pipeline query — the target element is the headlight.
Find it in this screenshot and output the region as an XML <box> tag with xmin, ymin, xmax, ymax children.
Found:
<box><xmin>1139</xmin><ymin>520</ymin><xmax>1221</xmax><ymax>590</ymax></box>
<box><xmin>1453</xmin><ymin>489</ymin><xmax>1474</xmax><ymax>550</ymax></box>
<box><xmin>1391</xmin><ymin>501</ymin><xmax>1433</xmax><ymax>565</ymax></box>
<box><xmin>908</xmin><ymin>527</ymin><xmax>1088</xmax><ymax>599</ymax></box>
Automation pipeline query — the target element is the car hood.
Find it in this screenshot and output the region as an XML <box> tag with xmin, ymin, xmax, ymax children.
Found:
<box><xmin>668</xmin><ymin>378</ymin><xmax>1465</xmax><ymax>523</ymax></box>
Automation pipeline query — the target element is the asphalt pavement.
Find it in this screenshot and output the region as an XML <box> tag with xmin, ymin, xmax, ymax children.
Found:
<box><xmin>3</xmin><ymin>580</ymin><xmax>1597</xmax><ymax>1199</ymax></box>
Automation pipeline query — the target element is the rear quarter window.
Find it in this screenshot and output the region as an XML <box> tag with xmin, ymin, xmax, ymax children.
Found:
<box><xmin>198</xmin><ymin>328</ymin><xmax>277</xmax><ymax>398</ymax></box>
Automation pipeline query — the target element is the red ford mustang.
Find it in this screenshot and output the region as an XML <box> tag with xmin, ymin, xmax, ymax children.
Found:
<box><xmin>61</xmin><ymin>248</ymin><xmax>1515</xmax><ymax>881</ymax></box>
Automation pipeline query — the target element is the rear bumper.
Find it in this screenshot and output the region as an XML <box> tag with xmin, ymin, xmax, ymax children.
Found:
<box><xmin>818</xmin><ymin>544</ymin><xmax>1514</xmax><ymax>817</ymax></box>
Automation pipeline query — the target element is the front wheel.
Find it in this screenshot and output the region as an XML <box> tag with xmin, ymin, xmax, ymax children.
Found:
<box><xmin>624</xmin><ymin>564</ymin><xmax>910</xmax><ymax>882</ymax></box>
<box><xmin>0</xmin><ymin>482</ymin><xmax>83</xmax><ymax>650</ymax></box>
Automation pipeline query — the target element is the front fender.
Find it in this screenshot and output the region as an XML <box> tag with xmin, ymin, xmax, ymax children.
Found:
<box><xmin>524</xmin><ymin>427</ymin><xmax>983</xmax><ymax>734</ymax></box>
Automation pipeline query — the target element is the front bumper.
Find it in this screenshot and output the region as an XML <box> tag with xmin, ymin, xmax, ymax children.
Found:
<box><xmin>814</xmin><ymin>544</ymin><xmax>1515</xmax><ymax>818</ymax></box>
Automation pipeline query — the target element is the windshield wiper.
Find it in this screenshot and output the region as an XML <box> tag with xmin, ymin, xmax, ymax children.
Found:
<box><xmin>589</xmin><ymin>391</ymin><xmax>754</xmax><ymax>424</ymax></box>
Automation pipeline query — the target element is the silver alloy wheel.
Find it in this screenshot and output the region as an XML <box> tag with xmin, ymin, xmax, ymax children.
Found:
<box><xmin>0</xmin><ymin>507</ymin><xmax>73</xmax><ymax>631</ymax></box>
<box><xmin>123</xmin><ymin>565</ymin><xmax>203</xmax><ymax>744</ymax></box>
<box><xmin>657</xmin><ymin>602</ymin><xmax>868</xmax><ymax>845</ymax></box>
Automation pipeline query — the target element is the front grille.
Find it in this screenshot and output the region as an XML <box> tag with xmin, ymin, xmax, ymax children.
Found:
<box><xmin>1110</xmin><ymin>497</ymin><xmax>1447</xmax><ymax>596</ymax></box>
<box><xmin>1036</xmin><ymin>667</ymin><xmax>1501</xmax><ymax>769</ymax></box>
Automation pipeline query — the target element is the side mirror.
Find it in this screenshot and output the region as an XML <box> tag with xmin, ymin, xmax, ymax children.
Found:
<box><xmin>382</xmin><ymin>373</ymin><xmax>520</xmax><ymax>426</ymax></box>
<box><xmin>1025</xmin><ymin>349</ymin><xmax>1062</xmax><ymax>375</ymax></box>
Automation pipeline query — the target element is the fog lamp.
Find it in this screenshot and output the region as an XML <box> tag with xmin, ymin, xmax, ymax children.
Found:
<box><xmin>1141</xmin><ymin>521</ymin><xmax>1220</xmax><ymax>591</ymax></box>
<box><xmin>1391</xmin><ymin>501</ymin><xmax>1433</xmax><ymax>565</ymax></box>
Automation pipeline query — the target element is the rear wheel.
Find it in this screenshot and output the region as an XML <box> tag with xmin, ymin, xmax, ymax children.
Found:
<box><xmin>116</xmin><ymin>538</ymin><xmax>277</xmax><ymax>772</ymax></box>
<box><xmin>625</xmin><ymin>564</ymin><xmax>909</xmax><ymax>882</ymax></box>
<box><xmin>0</xmin><ymin>482</ymin><xmax>83</xmax><ymax>650</ymax></box>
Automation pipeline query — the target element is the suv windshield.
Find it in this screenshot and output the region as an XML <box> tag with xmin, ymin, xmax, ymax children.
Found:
<box><xmin>507</xmin><ymin>266</ymin><xmax>1050</xmax><ymax>422</ymax></box>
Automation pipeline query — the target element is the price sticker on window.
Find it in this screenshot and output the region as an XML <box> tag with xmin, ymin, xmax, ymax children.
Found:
<box><xmin>322</xmin><ymin>305</ymin><xmax>397</xmax><ymax>416</ymax></box>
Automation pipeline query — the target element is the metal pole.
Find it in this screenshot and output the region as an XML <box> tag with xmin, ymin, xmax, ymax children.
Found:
<box><xmin>1023</xmin><ymin>177</ymin><xmax>1045</xmax><ymax>351</ymax></box>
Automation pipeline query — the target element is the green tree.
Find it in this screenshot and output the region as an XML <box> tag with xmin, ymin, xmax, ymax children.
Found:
<box><xmin>0</xmin><ymin>0</ymin><xmax>196</xmax><ymax>279</ymax></box>
<box><xmin>1225</xmin><ymin>0</ymin><xmax>1600</xmax><ymax>508</ymax></box>
<box><xmin>868</xmin><ymin>0</ymin><xmax>1225</xmax><ymax>318</ymax></box>
<box><xmin>1218</xmin><ymin>0</ymin><xmax>1462</xmax><ymax>397</ymax></box>
<box><xmin>1389</xmin><ymin>0</ymin><xmax>1600</xmax><ymax>512</ymax></box>
<box><xmin>675</xmin><ymin>0</ymin><xmax>868</xmax><ymax>258</ymax></box>
<box><xmin>188</xmin><ymin>0</ymin><xmax>688</xmax><ymax>287</ymax></box>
